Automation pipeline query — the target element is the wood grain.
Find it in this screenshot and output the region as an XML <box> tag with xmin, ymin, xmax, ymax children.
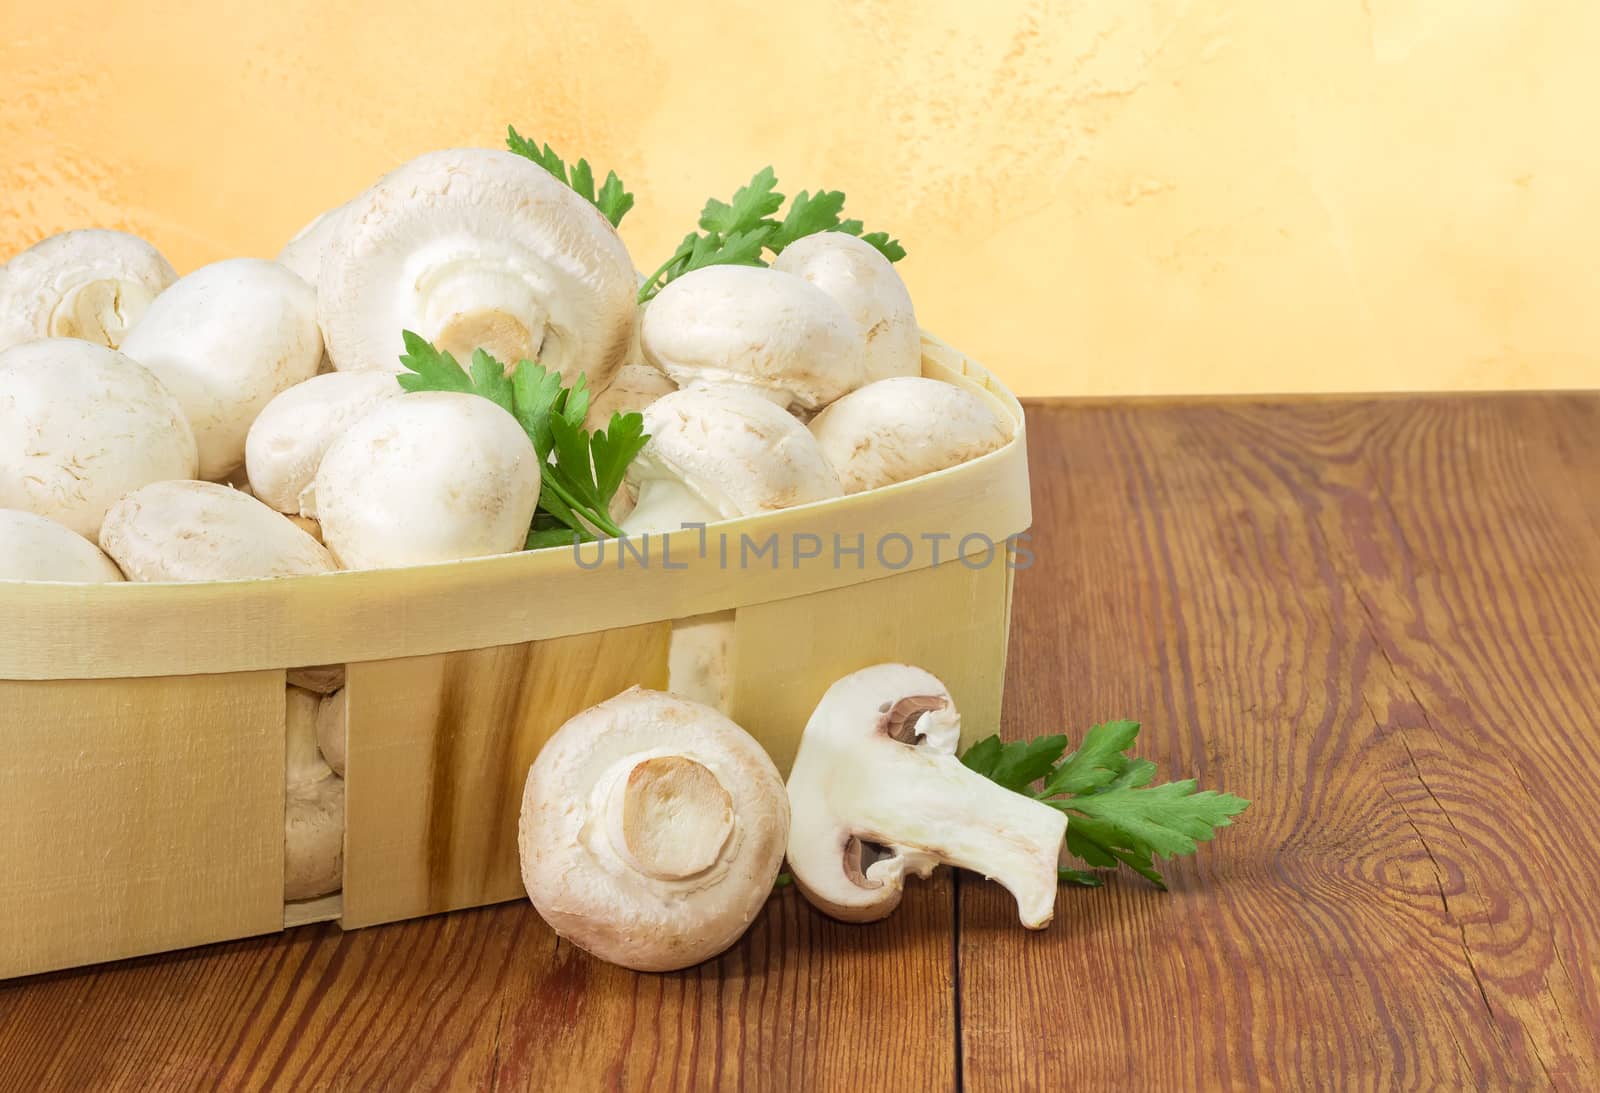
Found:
<box><xmin>961</xmin><ymin>394</ymin><xmax>1600</xmax><ymax>1091</ymax></box>
<box><xmin>0</xmin><ymin>672</ymin><xmax>286</xmax><ymax>979</ymax></box>
<box><xmin>342</xmin><ymin>623</ymin><xmax>671</xmax><ymax>928</ymax></box>
<box><xmin>2</xmin><ymin>394</ymin><xmax>1598</xmax><ymax>1090</ymax></box>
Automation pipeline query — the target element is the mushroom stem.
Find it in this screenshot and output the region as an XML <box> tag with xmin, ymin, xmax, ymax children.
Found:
<box><xmin>620</xmin><ymin>478</ymin><xmax>723</xmax><ymax>536</ymax></box>
<box><xmin>601</xmin><ymin>754</ymin><xmax>735</xmax><ymax>880</ymax></box>
<box><xmin>415</xmin><ymin>259</ymin><xmax>548</xmax><ymax>369</ymax></box>
<box><xmin>53</xmin><ymin>278</ymin><xmax>155</xmax><ymax>347</ymax></box>
<box><xmin>803</xmin><ymin>749</ymin><xmax>1065</xmax><ymax>927</ymax></box>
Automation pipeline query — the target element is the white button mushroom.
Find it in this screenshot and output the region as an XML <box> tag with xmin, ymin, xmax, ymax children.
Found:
<box><xmin>0</xmin><ymin>338</ymin><xmax>198</xmax><ymax>540</ymax></box>
<box><xmin>99</xmin><ymin>481</ymin><xmax>337</xmax><ymax>581</ymax></box>
<box><xmin>786</xmin><ymin>664</ymin><xmax>1068</xmax><ymax>929</ymax></box>
<box><xmin>518</xmin><ymin>687</ymin><xmax>789</xmax><ymax>972</ymax></box>
<box><xmin>621</xmin><ymin>387</ymin><xmax>844</xmax><ymax>710</ymax></box>
<box><xmin>276</xmin><ymin>203</ymin><xmax>350</xmax><ymax>290</ymax></box>
<box><xmin>584</xmin><ymin>361</ymin><xmax>676</xmax><ymax>524</ymax></box>
<box><xmin>772</xmin><ymin>231</ymin><xmax>921</xmax><ymax>385</ymax></box>
<box><xmin>640</xmin><ymin>265</ymin><xmax>866</xmax><ymax>412</ymax></box>
<box><xmin>0</xmin><ymin>509</ymin><xmax>125</xmax><ymax>582</ymax></box>
<box><xmin>315</xmin><ymin>688</ymin><xmax>347</xmax><ymax>778</ymax></box>
<box><xmin>622</xmin><ymin>387</ymin><xmax>843</xmax><ymax>535</ymax></box>
<box><xmin>808</xmin><ymin>376</ymin><xmax>1015</xmax><ymax>494</ymax></box>
<box><xmin>119</xmin><ymin>258</ymin><xmax>323</xmax><ymax>480</ymax></box>
<box><xmin>318</xmin><ymin>148</ymin><xmax>637</xmax><ymax>391</ymax></box>
<box><xmin>0</xmin><ymin>229</ymin><xmax>177</xmax><ymax>352</ymax></box>
<box><xmin>310</xmin><ymin>391</ymin><xmax>541</xmax><ymax>570</ymax></box>
<box><xmin>243</xmin><ymin>371</ymin><xmax>402</xmax><ymax>514</ymax></box>
<box><xmin>285</xmin><ymin>685</ymin><xmax>344</xmax><ymax>902</ymax></box>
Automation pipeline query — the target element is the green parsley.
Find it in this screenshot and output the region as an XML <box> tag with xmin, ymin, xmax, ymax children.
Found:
<box><xmin>636</xmin><ymin>166</ymin><xmax>906</xmax><ymax>303</ymax></box>
<box><xmin>961</xmin><ymin>721</ymin><xmax>1249</xmax><ymax>890</ymax></box>
<box><xmin>506</xmin><ymin>125</ymin><xmax>634</xmax><ymax>228</ymax></box>
<box><xmin>396</xmin><ymin>331</ymin><xmax>648</xmax><ymax>548</ymax></box>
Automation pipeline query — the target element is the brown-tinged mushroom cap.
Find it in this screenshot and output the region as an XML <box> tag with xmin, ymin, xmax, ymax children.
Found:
<box><xmin>0</xmin><ymin>338</ymin><xmax>198</xmax><ymax>540</ymax></box>
<box><xmin>786</xmin><ymin>664</ymin><xmax>1067</xmax><ymax>928</ymax></box>
<box><xmin>621</xmin><ymin>387</ymin><xmax>843</xmax><ymax>534</ymax></box>
<box><xmin>319</xmin><ymin>148</ymin><xmax>637</xmax><ymax>388</ymax></box>
<box><xmin>640</xmin><ymin>265</ymin><xmax>866</xmax><ymax>411</ymax></box>
<box><xmin>0</xmin><ymin>229</ymin><xmax>177</xmax><ymax>352</ymax></box>
<box><xmin>518</xmin><ymin>687</ymin><xmax>789</xmax><ymax>972</ymax></box>
<box><xmin>100</xmin><ymin>480</ymin><xmax>337</xmax><ymax>581</ymax></box>
<box><xmin>772</xmin><ymin>231</ymin><xmax>921</xmax><ymax>384</ymax></box>
<box><xmin>808</xmin><ymin>376</ymin><xmax>1014</xmax><ymax>494</ymax></box>
<box><xmin>0</xmin><ymin>509</ymin><xmax>125</xmax><ymax>582</ymax></box>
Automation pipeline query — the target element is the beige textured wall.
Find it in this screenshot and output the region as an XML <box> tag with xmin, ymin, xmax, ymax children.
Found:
<box><xmin>3</xmin><ymin>0</ymin><xmax>1596</xmax><ymax>395</ymax></box>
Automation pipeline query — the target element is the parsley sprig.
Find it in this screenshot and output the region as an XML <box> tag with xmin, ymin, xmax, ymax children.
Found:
<box><xmin>636</xmin><ymin>167</ymin><xmax>906</xmax><ymax>303</ymax></box>
<box><xmin>396</xmin><ymin>331</ymin><xmax>648</xmax><ymax>548</ymax></box>
<box><xmin>961</xmin><ymin>721</ymin><xmax>1250</xmax><ymax>889</ymax></box>
<box><xmin>506</xmin><ymin>126</ymin><xmax>634</xmax><ymax>228</ymax></box>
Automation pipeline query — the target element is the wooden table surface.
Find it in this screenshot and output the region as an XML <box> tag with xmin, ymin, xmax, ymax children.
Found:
<box><xmin>3</xmin><ymin>394</ymin><xmax>1599</xmax><ymax>1091</ymax></box>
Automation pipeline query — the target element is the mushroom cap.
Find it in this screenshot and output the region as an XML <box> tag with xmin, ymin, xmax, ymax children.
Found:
<box><xmin>808</xmin><ymin>376</ymin><xmax>1014</xmax><ymax>494</ymax></box>
<box><xmin>785</xmin><ymin>664</ymin><xmax>1066</xmax><ymax>928</ymax></box>
<box><xmin>100</xmin><ymin>480</ymin><xmax>338</xmax><ymax>581</ymax></box>
<box><xmin>772</xmin><ymin>232</ymin><xmax>921</xmax><ymax>384</ymax></box>
<box><xmin>0</xmin><ymin>509</ymin><xmax>125</xmax><ymax>582</ymax></box>
<box><xmin>311</xmin><ymin>391</ymin><xmax>541</xmax><ymax>570</ymax></box>
<box><xmin>585</xmin><ymin>361</ymin><xmax>676</xmax><ymax>430</ymax></box>
<box><xmin>316</xmin><ymin>688</ymin><xmax>347</xmax><ymax>777</ymax></box>
<box><xmin>120</xmin><ymin>258</ymin><xmax>323</xmax><ymax>480</ymax></box>
<box><xmin>319</xmin><ymin>148</ymin><xmax>637</xmax><ymax>388</ymax></box>
<box><xmin>640</xmin><ymin>265</ymin><xmax>866</xmax><ymax>411</ymax></box>
<box><xmin>285</xmin><ymin>776</ymin><xmax>345</xmax><ymax>901</ymax></box>
<box><xmin>622</xmin><ymin>387</ymin><xmax>843</xmax><ymax>531</ymax></box>
<box><xmin>0</xmin><ymin>229</ymin><xmax>178</xmax><ymax>352</ymax></box>
<box><xmin>276</xmin><ymin>203</ymin><xmax>350</xmax><ymax>290</ymax></box>
<box><xmin>0</xmin><ymin>338</ymin><xmax>199</xmax><ymax>539</ymax></box>
<box><xmin>519</xmin><ymin>687</ymin><xmax>789</xmax><ymax>972</ymax></box>
<box><xmin>244</xmin><ymin>370</ymin><xmax>402</xmax><ymax>513</ymax></box>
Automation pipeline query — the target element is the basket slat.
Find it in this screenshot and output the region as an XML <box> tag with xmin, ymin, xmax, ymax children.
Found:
<box><xmin>340</xmin><ymin>622</ymin><xmax>670</xmax><ymax>929</ymax></box>
<box><xmin>0</xmin><ymin>672</ymin><xmax>286</xmax><ymax>978</ymax></box>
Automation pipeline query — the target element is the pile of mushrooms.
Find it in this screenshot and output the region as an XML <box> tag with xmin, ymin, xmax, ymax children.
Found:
<box><xmin>519</xmin><ymin>664</ymin><xmax>1066</xmax><ymax>972</ymax></box>
<box><xmin>1</xmin><ymin>140</ymin><xmax>1019</xmax><ymax>911</ymax></box>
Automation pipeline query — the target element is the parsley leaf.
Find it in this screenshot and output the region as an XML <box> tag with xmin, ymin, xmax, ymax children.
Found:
<box><xmin>395</xmin><ymin>332</ymin><xmax>648</xmax><ymax>547</ymax></box>
<box><xmin>637</xmin><ymin>167</ymin><xmax>905</xmax><ymax>302</ymax></box>
<box><xmin>506</xmin><ymin>125</ymin><xmax>634</xmax><ymax>228</ymax></box>
<box><xmin>960</xmin><ymin>721</ymin><xmax>1249</xmax><ymax>888</ymax></box>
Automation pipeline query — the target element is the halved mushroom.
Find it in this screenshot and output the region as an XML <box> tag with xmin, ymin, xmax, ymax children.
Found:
<box><xmin>0</xmin><ymin>229</ymin><xmax>177</xmax><ymax>352</ymax></box>
<box><xmin>808</xmin><ymin>376</ymin><xmax>1014</xmax><ymax>494</ymax></box>
<box><xmin>100</xmin><ymin>480</ymin><xmax>337</xmax><ymax>581</ymax></box>
<box><xmin>310</xmin><ymin>391</ymin><xmax>541</xmax><ymax>570</ymax></box>
<box><xmin>285</xmin><ymin>685</ymin><xmax>344</xmax><ymax>902</ymax></box>
<box><xmin>120</xmin><ymin>258</ymin><xmax>323</xmax><ymax>479</ymax></box>
<box><xmin>640</xmin><ymin>265</ymin><xmax>865</xmax><ymax>412</ymax></box>
<box><xmin>518</xmin><ymin>687</ymin><xmax>789</xmax><ymax>971</ymax></box>
<box><xmin>0</xmin><ymin>338</ymin><xmax>198</xmax><ymax>539</ymax></box>
<box><xmin>319</xmin><ymin>148</ymin><xmax>636</xmax><ymax>389</ymax></box>
<box><xmin>786</xmin><ymin>664</ymin><xmax>1067</xmax><ymax>928</ymax></box>
<box><xmin>622</xmin><ymin>387</ymin><xmax>843</xmax><ymax>709</ymax></box>
<box><xmin>772</xmin><ymin>231</ymin><xmax>921</xmax><ymax>384</ymax></box>
<box><xmin>0</xmin><ymin>509</ymin><xmax>125</xmax><ymax>582</ymax></box>
<box><xmin>244</xmin><ymin>371</ymin><xmax>402</xmax><ymax>514</ymax></box>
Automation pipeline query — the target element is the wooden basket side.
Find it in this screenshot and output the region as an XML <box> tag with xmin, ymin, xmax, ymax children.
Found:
<box><xmin>339</xmin><ymin>621</ymin><xmax>670</xmax><ymax>929</ymax></box>
<box><xmin>0</xmin><ymin>672</ymin><xmax>286</xmax><ymax>979</ymax></box>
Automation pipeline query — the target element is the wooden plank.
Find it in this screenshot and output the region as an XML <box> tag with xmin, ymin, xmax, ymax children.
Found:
<box><xmin>730</xmin><ymin>558</ymin><xmax>1013</xmax><ymax>774</ymax></box>
<box><xmin>340</xmin><ymin>623</ymin><xmax>672</xmax><ymax>928</ymax></box>
<box><xmin>959</xmin><ymin>397</ymin><xmax>1600</xmax><ymax>1090</ymax></box>
<box><xmin>0</xmin><ymin>672</ymin><xmax>285</xmax><ymax>979</ymax></box>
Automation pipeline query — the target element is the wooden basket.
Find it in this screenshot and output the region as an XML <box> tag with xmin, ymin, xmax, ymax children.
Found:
<box><xmin>0</xmin><ymin>333</ymin><xmax>1031</xmax><ymax>980</ymax></box>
